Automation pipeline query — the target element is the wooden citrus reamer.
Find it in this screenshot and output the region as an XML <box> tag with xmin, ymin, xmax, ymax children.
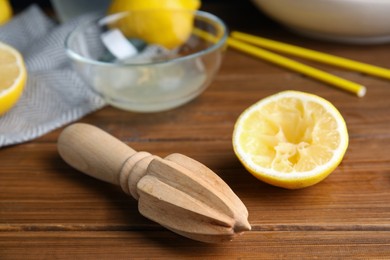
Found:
<box><xmin>57</xmin><ymin>123</ymin><xmax>251</xmax><ymax>243</ymax></box>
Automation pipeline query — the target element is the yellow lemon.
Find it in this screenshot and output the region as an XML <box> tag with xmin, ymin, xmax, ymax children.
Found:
<box><xmin>233</xmin><ymin>91</ymin><xmax>349</xmax><ymax>189</ymax></box>
<box><xmin>108</xmin><ymin>0</ymin><xmax>201</xmax><ymax>49</ymax></box>
<box><xmin>0</xmin><ymin>42</ymin><xmax>27</xmax><ymax>116</ymax></box>
<box><xmin>0</xmin><ymin>0</ymin><xmax>12</xmax><ymax>25</ymax></box>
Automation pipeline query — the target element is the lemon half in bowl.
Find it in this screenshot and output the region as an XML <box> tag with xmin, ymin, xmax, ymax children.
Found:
<box><xmin>108</xmin><ymin>0</ymin><xmax>201</xmax><ymax>49</ymax></box>
<box><xmin>233</xmin><ymin>91</ymin><xmax>349</xmax><ymax>189</ymax></box>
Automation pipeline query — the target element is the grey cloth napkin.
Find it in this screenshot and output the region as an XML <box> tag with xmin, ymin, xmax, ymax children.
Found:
<box><xmin>0</xmin><ymin>5</ymin><xmax>106</xmax><ymax>148</ymax></box>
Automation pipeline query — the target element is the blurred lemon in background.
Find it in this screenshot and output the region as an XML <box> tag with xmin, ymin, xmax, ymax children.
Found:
<box><xmin>0</xmin><ymin>0</ymin><xmax>12</xmax><ymax>25</ymax></box>
<box><xmin>0</xmin><ymin>42</ymin><xmax>27</xmax><ymax>116</ymax></box>
<box><xmin>108</xmin><ymin>0</ymin><xmax>201</xmax><ymax>49</ymax></box>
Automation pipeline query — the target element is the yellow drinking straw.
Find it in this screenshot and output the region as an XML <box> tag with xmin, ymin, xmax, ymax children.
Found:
<box><xmin>231</xmin><ymin>31</ymin><xmax>390</xmax><ymax>81</ymax></box>
<box><xmin>227</xmin><ymin>37</ymin><xmax>366</xmax><ymax>97</ymax></box>
<box><xmin>192</xmin><ymin>28</ymin><xmax>367</xmax><ymax>97</ymax></box>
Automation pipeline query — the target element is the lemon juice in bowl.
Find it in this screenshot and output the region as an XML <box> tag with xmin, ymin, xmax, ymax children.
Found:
<box><xmin>90</xmin><ymin>52</ymin><xmax>210</xmax><ymax>112</ymax></box>
<box><xmin>65</xmin><ymin>9</ymin><xmax>227</xmax><ymax>112</ymax></box>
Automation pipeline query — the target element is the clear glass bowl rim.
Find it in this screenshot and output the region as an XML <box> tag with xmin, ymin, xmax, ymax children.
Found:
<box><xmin>64</xmin><ymin>10</ymin><xmax>228</xmax><ymax>67</ymax></box>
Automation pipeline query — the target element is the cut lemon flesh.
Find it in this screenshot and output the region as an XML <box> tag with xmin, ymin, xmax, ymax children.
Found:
<box><xmin>0</xmin><ymin>41</ymin><xmax>27</xmax><ymax>116</ymax></box>
<box><xmin>233</xmin><ymin>91</ymin><xmax>349</xmax><ymax>189</ymax></box>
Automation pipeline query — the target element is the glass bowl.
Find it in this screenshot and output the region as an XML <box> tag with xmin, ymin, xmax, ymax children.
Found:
<box><xmin>65</xmin><ymin>10</ymin><xmax>227</xmax><ymax>112</ymax></box>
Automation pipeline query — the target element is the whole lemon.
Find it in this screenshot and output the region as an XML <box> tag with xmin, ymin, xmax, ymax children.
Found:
<box><xmin>0</xmin><ymin>0</ymin><xmax>12</xmax><ymax>25</ymax></box>
<box><xmin>108</xmin><ymin>0</ymin><xmax>201</xmax><ymax>49</ymax></box>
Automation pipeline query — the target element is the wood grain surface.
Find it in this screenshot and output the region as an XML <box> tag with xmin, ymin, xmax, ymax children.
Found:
<box><xmin>1</xmin><ymin>1</ymin><xmax>390</xmax><ymax>259</ymax></box>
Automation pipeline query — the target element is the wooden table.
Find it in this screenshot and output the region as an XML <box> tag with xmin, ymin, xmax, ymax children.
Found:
<box><xmin>1</xmin><ymin>1</ymin><xmax>390</xmax><ymax>259</ymax></box>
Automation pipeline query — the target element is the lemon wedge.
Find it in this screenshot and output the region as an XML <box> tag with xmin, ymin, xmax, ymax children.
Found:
<box><xmin>0</xmin><ymin>0</ymin><xmax>12</xmax><ymax>25</ymax></box>
<box><xmin>108</xmin><ymin>0</ymin><xmax>201</xmax><ymax>49</ymax></box>
<box><xmin>0</xmin><ymin>42</ymin><xmax>27</xmax><ymax>116</ymax></box>
<box><xmin>233</xmin><ymin>90</ymin><xmax>349</xmax><ymax>189</ymax></box>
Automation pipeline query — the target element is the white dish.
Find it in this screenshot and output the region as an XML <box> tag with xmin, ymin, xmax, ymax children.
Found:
<box><xmin>251</xmin><ymin>0</ymin><xmax>390</xmax><ymax>44</ymax></box>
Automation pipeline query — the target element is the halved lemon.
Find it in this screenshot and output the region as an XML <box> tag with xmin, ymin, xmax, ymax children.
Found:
<box><xmin>233</xmin><ymin>90</ymin><xmax>349</xmax><ymax>189</ymax></box>
<box><xmin>0</xmin><ymin>41</ymin><xmax>27</xmax><ymax>116</ymax></box>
